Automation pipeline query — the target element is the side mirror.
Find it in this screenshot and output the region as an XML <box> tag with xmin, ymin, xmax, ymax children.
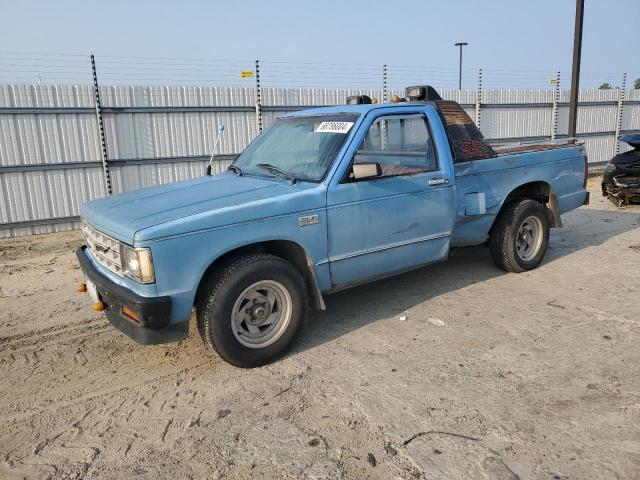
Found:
<box><xmin>352</xmin><ymin>162</ymin><xmax>382</xmax><ymax>180</ymax></box>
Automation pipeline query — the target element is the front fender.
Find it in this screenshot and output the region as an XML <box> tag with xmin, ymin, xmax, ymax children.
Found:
<box><xmin>142</xmin><ymin>209</ymin><xmax>329</xmax><ymax>323</ymax></box>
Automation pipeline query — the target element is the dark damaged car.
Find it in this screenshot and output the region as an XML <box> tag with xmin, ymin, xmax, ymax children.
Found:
<box><xmin>602</xmin><ymin>134</ymin><xmax>640</xmax><ymax>206</ymax></box>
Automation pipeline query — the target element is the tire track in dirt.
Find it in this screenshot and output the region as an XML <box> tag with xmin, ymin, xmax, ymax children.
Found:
<box><xmin>0</xmin><ymin>318</ymin><xmax>112</xmax><ymax>376</ymax></box>
<box><xmin>0</xmin><ymin>359</ymin><xmax>210</xmax><ymax>424</ymax></box>
<box><xmin>1</xmin><ymin>319</ymin><xmax>110</xmax><ymax>353</ymax></box>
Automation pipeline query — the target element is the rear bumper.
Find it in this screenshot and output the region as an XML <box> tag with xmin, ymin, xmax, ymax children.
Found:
<box><xmin>76</xmin><ymin>246</ymin><xmax>188</xmax><ymax>345</ymax></box>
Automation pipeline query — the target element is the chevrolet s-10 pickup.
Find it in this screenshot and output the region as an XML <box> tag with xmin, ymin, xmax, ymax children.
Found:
<box><xmin>77</xmin><ymin>85</ymin><xmax>589</xmax><ymax>367</ymax></box>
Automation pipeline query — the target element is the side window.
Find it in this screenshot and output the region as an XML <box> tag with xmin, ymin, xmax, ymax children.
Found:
<box><xmin>354</xmin><ymin>115</ymin><xmax>437</xmax><ymax>178</ymax></box>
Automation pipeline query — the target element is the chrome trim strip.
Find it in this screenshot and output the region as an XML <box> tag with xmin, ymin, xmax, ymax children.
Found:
<box><xmin>328</xmin><ymin>232</ymin><xmax>451</xmax><ymax>263</ymax></box>
<box><xmin>326</xmin><ymin>188</ymin><xmax>450</xmax><ymax>212</ymax></box>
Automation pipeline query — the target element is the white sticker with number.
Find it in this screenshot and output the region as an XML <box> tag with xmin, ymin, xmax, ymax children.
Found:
<box><xmin>315</xmin><ymin>121</ymin><xmax>354</xmax><ymax>134</ymax></box>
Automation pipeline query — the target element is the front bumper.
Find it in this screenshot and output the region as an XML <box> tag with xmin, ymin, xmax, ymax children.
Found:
<box><xmin>76</xmin><ymin>246</ymin><xmax>188</xmax><ymax>345</ymax></box>
<box><xmin>602</xmin><ymin>172</ymin><xmax>640</xmax><ymax>206</ymax></box>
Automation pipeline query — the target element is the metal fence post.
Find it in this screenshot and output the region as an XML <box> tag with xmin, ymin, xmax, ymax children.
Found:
<box><xmin>614</xmin><ymin>72</ymin><xmax>627</xmax><ymax>155</ymax></box>
<box><xmin>551</xmin><ymin>71</ymin><xmax>561</xmax><ymax>140</ymax></box>
<box><xmin>255</xmin><ymin>59</ymin><xmax>263</xmax><ymax>133</ymax></box>
<box><xmin>383</xmin><ymin>64</ymin><xmax>388</xmax><ymax>103</ymax></box>
<box><xmin>90</xmin><ymin>54</ymin><xmax>112</xmax><ymax>195</ymax></box>
<box><xmin>475</xmin><ymin>68</ymin><xmax>483</xmax><ymax>130</ymax></box>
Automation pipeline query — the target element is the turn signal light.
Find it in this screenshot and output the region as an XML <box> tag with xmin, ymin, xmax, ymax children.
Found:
<box><xmin>77</xmin><ymin>283</ymin><xmax>87</xmax><ymax>293</ymax></box>
<box><xmin>121</xmin><ymin>306</ymin><xmax>141</xmax><ymax>323</ymax></box>
<box><xmin>93</xmin><ymin>301</ymin><xmax>104</xmax><ymax>312</ymax></box>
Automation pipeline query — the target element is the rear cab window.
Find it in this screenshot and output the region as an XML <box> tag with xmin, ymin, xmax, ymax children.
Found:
<box><xmin>435</xmin><ymin>101</ymin><xmax>496</xmax><ymax>163</ymax></box>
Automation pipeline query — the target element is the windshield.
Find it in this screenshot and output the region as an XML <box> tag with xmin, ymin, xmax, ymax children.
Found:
<box><xmin>233</xmin><ymin>113</ymin><xmax>359</xmax><ymax>182</ymax></box>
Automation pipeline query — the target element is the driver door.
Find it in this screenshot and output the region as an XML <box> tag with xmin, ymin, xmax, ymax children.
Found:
<box><xmin>326</xmin><ymin>110</ymin><xmax>456</xmax><ymax>287</ymax></box>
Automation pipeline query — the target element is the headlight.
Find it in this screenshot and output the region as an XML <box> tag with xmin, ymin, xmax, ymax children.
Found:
<box><xmin>120</xmin><ymin>244</ymin><xmax>155</xmax><ymax>284</ymax></box>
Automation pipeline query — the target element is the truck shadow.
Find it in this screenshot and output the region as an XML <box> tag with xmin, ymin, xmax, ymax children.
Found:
<box><xmin>292</xmin><ymin>206</ymin><xmax>640</xmax><ymax>355</ymax></box>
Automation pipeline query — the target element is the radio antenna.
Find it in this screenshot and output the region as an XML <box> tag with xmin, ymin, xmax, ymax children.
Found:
<box><xmin>206</xmin><ymin>123</ymin><xmax>225</xmax><ymax>176</ymax></box>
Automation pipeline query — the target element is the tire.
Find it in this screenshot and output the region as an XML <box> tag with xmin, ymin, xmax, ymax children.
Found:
<box><xmin>489</xmin><ymin>198</ymin><xmax>550</xmax><ymax>273</ymax></box>
<box><xmin>197</xmin><ymin>254</ymin><xmax>307</xmax><ymax>368</ymax></box>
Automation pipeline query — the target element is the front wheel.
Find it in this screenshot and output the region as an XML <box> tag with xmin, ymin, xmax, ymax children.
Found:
<box><xmin>197</xmin><ymin>254</ymin><xmax>307</xmax><ymax>367</ymax></box>
<box><xmin>489</xmin><ymin>199</ymin><xmax>550</xmax><ymax>273</ymax></box>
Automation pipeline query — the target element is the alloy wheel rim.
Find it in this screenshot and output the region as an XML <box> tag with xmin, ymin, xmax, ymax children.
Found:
<box><xmin>516</xmin><ymin>215</ymin><xmax>544</xmax><ymax>262</ymax></box>
<box><xmin>231</xmin><ymin>280</ymin><xmax>292</xmax><ymax>349</ymax></box>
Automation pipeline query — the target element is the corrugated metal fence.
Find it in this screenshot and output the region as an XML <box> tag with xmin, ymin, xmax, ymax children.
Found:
<box><xmin>1</xmin><ymin>84</ymin><xmax>639</xmax><ymax>238</ymax></box>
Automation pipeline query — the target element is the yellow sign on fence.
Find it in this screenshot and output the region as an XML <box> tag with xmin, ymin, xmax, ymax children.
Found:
<box><xmin>241</xmin><ymin>70</ymin><xmax>255</xmax><ymax>78</ymax></box>
<box><xmin>550</xmin><ymin>79</ymin><xmax>558</xmax><ymax>85</ymax></box>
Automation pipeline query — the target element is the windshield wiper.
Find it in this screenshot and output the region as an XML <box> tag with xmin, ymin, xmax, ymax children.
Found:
<box><xmin>227</xmin><ymin>164</ymin><xmax>243</xmax><ymax>176</ymax></box>
<box><xmin>256</xmin><ymin>163</ymin><xmax>296</xmax><ymax>184</ymax></box>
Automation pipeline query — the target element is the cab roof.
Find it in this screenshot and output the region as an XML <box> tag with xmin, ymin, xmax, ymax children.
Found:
<box><xmin>283</xmin><ymin>85</ymin><xmax>444</xmax><ymax>117</ymax></box>
<box><xmin>282</xmin><ymin>97</ymin><xmax>498</xmax><ymax>164</ymax></box>
<box><xmin>281</xmin><ymin>102</ymin><xmax>438</xmax><ymax>118</ymax></box>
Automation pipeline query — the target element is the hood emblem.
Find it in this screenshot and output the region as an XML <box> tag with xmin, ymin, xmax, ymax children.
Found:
<box><xmin>298</xmin><ymin>214</ymin><xmax>319</xmax><ymax>227</ymax></box>
<box><xmin>94</xmin><ymin>244</ymin><xmax>111</xmax><ymax>254</ymax></box>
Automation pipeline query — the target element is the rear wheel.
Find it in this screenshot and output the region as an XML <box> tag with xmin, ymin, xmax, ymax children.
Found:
<box><xmin>197</xmin><ymin>254</ymin><xmax>307</xmax><ymax>367</ymax></box>
<box><xmin>490</xmin><ymin>199</ymin><xmax>550</xmax><ymax>272</ymax></box>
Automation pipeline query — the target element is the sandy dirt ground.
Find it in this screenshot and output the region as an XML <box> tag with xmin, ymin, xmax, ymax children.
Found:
<box><xmin>1</xmin><ymin>178</ymin><xmax>639</xmax><ymax>480</ymax></box>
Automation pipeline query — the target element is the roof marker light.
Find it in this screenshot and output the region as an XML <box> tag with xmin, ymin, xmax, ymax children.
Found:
<box><xmin>404</xmin><ymin>85</ymin><xmax>443</xmax><ymax>101</ymax></box>
<box><xmin>346</xmin><ymin>95</ymin><xmax>372</xmax><ymax>105</ymax></box>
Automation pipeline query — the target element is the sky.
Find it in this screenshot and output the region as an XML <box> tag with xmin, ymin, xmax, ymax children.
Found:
<box><xmin>1</xmin><ymin>0</ymin><xmax>638</xmax><ymax>90</ymax></box>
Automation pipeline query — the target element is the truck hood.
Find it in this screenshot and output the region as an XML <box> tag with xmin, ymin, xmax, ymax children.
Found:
<box><xmin>80</xmin><ymin>174</ymin><xmax>301</xmax><ymax>243</ymax></box>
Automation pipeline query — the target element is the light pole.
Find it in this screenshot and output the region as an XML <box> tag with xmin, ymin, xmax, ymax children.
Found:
<box><xmin>454</xmin><ymin>42</ymin><xmax>468</xmax><ymax>90</ymax></box>
<box><xmin>568</xmin><ymin>0</ymin><xmax>584</xmax><ymax>138</ymax></box>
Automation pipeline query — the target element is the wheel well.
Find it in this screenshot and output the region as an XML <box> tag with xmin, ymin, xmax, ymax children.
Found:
<box><xmin>194</xmin><ymin>240</ymin><xmax>324</xmax><ymax>310</ymax></box>
<box><xmin>492</xmin><ymin>181</ymin><xmax>561</xmax><ymax>231</ymax></box>
<box><xmin>505</xmin><ymin>181</ymin><xmax>551</xmax><ymax>203</ymax></box>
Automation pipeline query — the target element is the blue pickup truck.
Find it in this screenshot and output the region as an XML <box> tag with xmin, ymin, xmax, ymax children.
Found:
<box><xmin>77</xmin><ymin>85</ymin><xmax>589</xmax><ymax>367</ymax></box>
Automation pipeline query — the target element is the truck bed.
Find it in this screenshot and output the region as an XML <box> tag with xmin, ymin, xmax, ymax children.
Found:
<box><xmin>490</xmin><ymin>138</ymin><xmax>580</xmax><ymax>156</ymax></box>
<box><xmin>451</xmin><ymin>140</ymin><xmax>587</xmax><ymax>247</ymax></box>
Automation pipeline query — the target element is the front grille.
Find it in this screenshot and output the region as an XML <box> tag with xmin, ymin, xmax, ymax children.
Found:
<box><xmin>82</xmin><ymin>221</ymin><xmax>123</xmax><ymax>276</ymax></box>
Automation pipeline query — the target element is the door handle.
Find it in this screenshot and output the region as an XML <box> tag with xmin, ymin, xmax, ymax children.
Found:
<box><xmin>428</xmin><ymin>178</ymin><xmax>449</xmax><ymax>186</ymax></box>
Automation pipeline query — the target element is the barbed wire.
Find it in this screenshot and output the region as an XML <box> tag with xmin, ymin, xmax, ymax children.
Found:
<box><xmin>0</xmin><ymin>51</ymin><xmax>637</xmax><ymax>91</ymax></box>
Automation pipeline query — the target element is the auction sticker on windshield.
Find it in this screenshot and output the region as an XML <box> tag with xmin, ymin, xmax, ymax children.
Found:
<box><xmin>315</xmin><ymin>122</ymin><xmax>354</xmax><ymax>134</ymax></box>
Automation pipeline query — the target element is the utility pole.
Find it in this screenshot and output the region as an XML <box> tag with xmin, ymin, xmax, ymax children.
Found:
<box><xmin>568</xmin><ymin>0</ymin><xmax>584</xmax><ymax>138</ymax></box>
<box><xmin>454</xmin><ymin>42</ymin><xmax>468</xmax><ymax>90</ymax></box>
